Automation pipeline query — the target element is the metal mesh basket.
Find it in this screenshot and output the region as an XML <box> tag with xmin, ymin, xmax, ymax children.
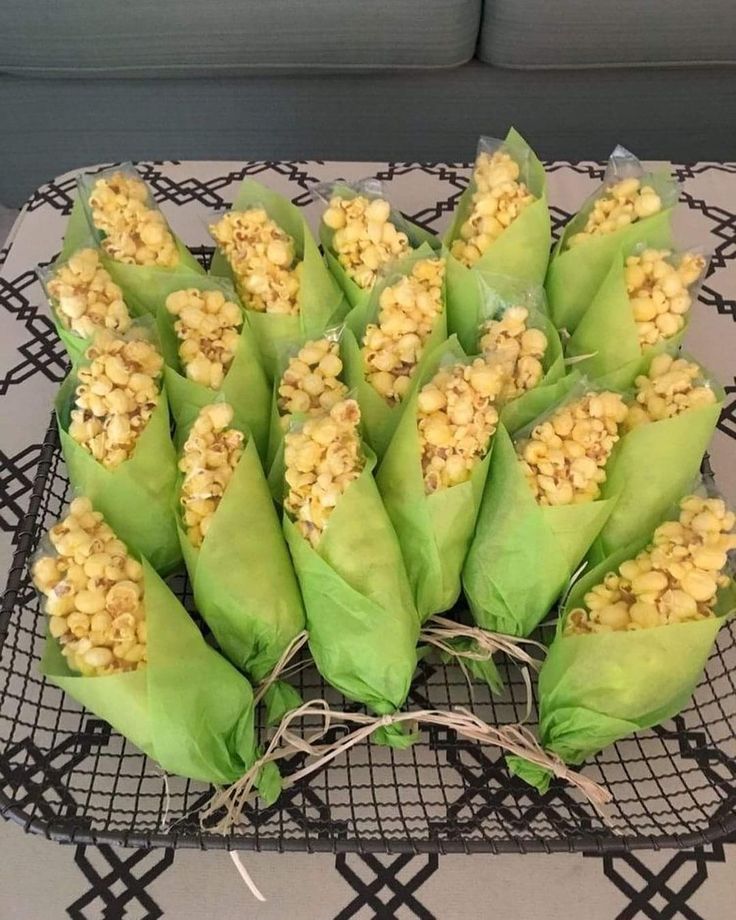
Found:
<box><xmin>1</xmin><ymin>419</ymin><xmax>735</xmax><ymax>855</ymax></box>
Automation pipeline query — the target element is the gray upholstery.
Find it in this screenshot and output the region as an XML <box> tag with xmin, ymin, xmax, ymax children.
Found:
<box><xmin>3</xmin><ymin>63</ymin><xmax>735</xmax><ymax>208</ymax></box>
<box><xmin>479</xmin><ymin>0</ymin><xmax>736</xmax><ymax>68</ymax></box>
<box><xmin>0</xmin><ymin>0</ymin><xmax>480</xmax><ymax>75</ymax></box>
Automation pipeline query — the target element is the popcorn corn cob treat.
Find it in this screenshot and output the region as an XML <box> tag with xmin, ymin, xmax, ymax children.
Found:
<box><xmin>68</xmin><ymin>332</ymin><xmax>164</xmax><ymax>470</ymax></box>
<box><xmin>45</xmin><ymin>249</ymin><xmax>131</xmax><ymax>338</ymax></box>
<box><xmin>209</xmin><ymin>209</ymin><xmax>301</xmax><ymax>315</ymax></box>
<box><xmin>88</xmin><ymin>171</ymin><xmax>179</xmax><ymax>267</ymax></box>
<box><xmin>362</xmin><ymin>257</ymin><xmax>445</xmax><ymax>403</ymax></box>
<box><xmin>165</xmin><ymin>287</ymin><xmax>243</xmax><ymax>389</ymax></box>
<box><xmin>417</xmin><ymin>360</ymin><xmax>502</xmax><ymax>493</ymax></box>
<box><xmin>567</xmin><ymin>177</ymin><xmax>663</xmax><ymax>249</ymax></box>
<box><xmin>625</xmin><ymin>354</ymin><xmax>717</xmax><ymax>431</ymax></box>
<box><xmin>624</xmin><ymin>249</ymin><xmax>706</xmax><ymax>347</ymax></box>
<box><xmin>450</xmin><ymin>150</ymin><xmax>537</xmax><ymax>268</ymax></box>
<box><xmin>284</xmin><ymin>399</ymin><xmax>364</xmax><ymax>546</ymax></box>
<box><xmin>33</xmin><ymin>498</ymin><xmax>147</xmax><ymax>676</ymax></box>
<box><xmin>479</xmin><ymin>305</ymin><xmax>548</xmax><ymax>401</ymax></box>
<box><xmin>322</xmin><ymin>195</ymin><xmax>410</xmax><ymax>290</ymax></box>
<box><xmin>179</xmin><ymin>403</ymin><xmax>244</xmax><ymax>548</ymax></box>
<box><xmin>278</xmin><ymin>337</ymin><xmax>348</xmax><ymax>428</ymax></box>
<box><xmin>566</xmin><ymin>495</ymin><xmax>736</xmax><ymax>635</ymax></box>
<box><xmin>518</xmin><ymin>391</ymin><xmax>628</xmax><ymax>506</ymax></box>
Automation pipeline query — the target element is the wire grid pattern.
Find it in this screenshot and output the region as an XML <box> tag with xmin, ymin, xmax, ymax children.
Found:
<box><xmin>1</xmin><ymin>421</ymin><xmax>734</xmax><ymax>854</ymax></box>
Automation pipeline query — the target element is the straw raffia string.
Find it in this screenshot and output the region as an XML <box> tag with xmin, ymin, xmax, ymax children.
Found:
<box><xmin>253</xmin><ymin>630</ymin><xmax>309</xmax><ymax>706</ymax></box>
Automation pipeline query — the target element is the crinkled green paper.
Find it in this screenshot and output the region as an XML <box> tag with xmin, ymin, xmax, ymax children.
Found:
<box><xmin>376</xmin><ymin>337</ymin><xmax>493</xmax><ymax>621</ymax></box>
<box><xmin>444</xmin><ymin>128</ymin><xmax>551</xmax><ymax>323</ymax></box>
<box><xmin>547</xmin><ymin>171</ymin><xmax>676</xmax><ymax>333</ymax></box>
<box><xmin>591</xmin><ymin>366</ymin><xmax>724</xmax><ymax>560</ymax></box>
<box><xmin>463</xmin><ymin>424</ymin><xmax>615</xmax><ymax>639</ymax></box>
<box><xmin>55</xmin><ymin>371</ymin><xmax>181</xmax><ymax>575</ymax></box>
<box><xmin>155</xmin><ymin>272</ymin><xmax>271</xmax><ymax>459</ymax></box>
<box><xmin>42</xmin><ymin>558</ymin><xmax>278</xmax><ymax>798</ymax></box>
<box><xmin>177</xmin><ymin>428</ymin><xmax>305</xmax><ymax>685</ymax></box>
<box><xmin>210</xmin><ymin>179</ymin><xmax>347</xmax><ymax>379</ymax></box>
<box><xmin>507</xmin><ymin>536</ymin><xmax>734</xmax><ymax>793</ymax></box>
<box><xmin>319</xmin><ymin>183</ymin><xmax>439</xmax><ymax>312</ymax></box>
<box><xmin>340</xmin><ymin>244</ymin><xmax>448</xmax><ymax>459</ymax></box>
<box><xmin>283</xmin><ymin>450</ymin><xmax>419</xmax><ymax>744</ymax></box>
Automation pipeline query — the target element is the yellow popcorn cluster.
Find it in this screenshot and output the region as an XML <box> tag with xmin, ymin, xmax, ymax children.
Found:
<box><xmin>46</xmin><ymin>248</ymin><xmax>131</xmax><ymax>338</ymax></box>
<box><xmin>362</xmin><ymin>257</ymin><xmax>445</xmax><ymax>403</ymax></box>
<box><xmin>567</xmin><ymin>177</ymin><xmax>663</xmax><ymax>248</ymax></box>
<box><xmin>209</xmin><ymin>209</ymin><xmax>301</xmax><ymax>315</ymax></box>
<box><xmin>69</xmin><ymin>332</ymin><xmax>163</xmax><ymax>470</ymax></box>
<box><xmin>624</xmin><ymin>248</ymin><xmax>706</xmax><ymax>347</ymax></box>
<box><xmin>625</xmin><ymin>354</ymin><xmax>717</xmax><ymax>430</ymax></box>
<box><xmin>450</xmin><ymin>150</ymin><xmax>536</xmax><ymax>267</ymax></box>
<box><xmin>165</xmin><ymin>287</ymin><xmax>243</xmax><ymax>389</ymax></box>
<box><xmin>417</xmin><ymin>360</ymin><xmax>502</xmax><ymax>493</ymax></box>
<box><xmin>284</xmin><ymin>399</ymin><xmax>364</xmax><ymax>546</ymax></box>
<box><xmin>89</xmin><ymin>171</ymin><xmax>179</xmax><ymax>267</ymax></box>
<box><xmin>478</xmin><ymin>305</ymin><xmax>548</xmax><ymax>401</ymax></box>
<box><xmin>322</xmin><ymin>195</ymin><xmax>410</xmax><ymax>289</ymax></box>
<box><xmin>517</xmin><ymin>391</ymin><xmax>628</xmax><ymax>506</ymax></box>
<box><xmin>566</xmin><ymin>495</ymin><xmax>736</xmax><ymax>634</ymax></box>
<box><xmin>179</xmin><ymin>403</ymin><xmax>244</xmax><ymax>548</ymax></box>
<box><xmin>32</xmin><ymin>498</ymin><xmax>147</xmax><ymax>675</ymax></box>
<box><xmin>278</xmin><ymin>337</ymin><xmax>348</xmax><ymax>429</ymax></box>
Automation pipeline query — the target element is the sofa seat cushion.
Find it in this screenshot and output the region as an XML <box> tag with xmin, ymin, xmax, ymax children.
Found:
<box><xmin>479</xmin><ymin>0</ymin><xmax>736</xmax><ymax>68</ymax></box>
<box><xmin>0</xmin><ymin>0</ymin><xmax>481</xmax><ymax>76</ymax></box>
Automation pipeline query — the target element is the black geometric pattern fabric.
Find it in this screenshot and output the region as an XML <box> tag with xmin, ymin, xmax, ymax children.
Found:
<box><xmin>0</xmin><ymin>160</ymin><xmax>734</xmax><ymax>920</ymax></box>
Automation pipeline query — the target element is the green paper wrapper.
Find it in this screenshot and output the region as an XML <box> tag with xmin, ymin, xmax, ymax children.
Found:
<box><xmin>177</xmin><ymin>422</ymin><xmax>305</xmax><ymax>683</ymax></box>
<box><xmin>42</xmin><ymin>558</ymin><xmax>278</xmax><ymax>796</ymax></box>
<box><xmin>507</xmin><ymin>534</ymin><xmax>735</xmax><ymax>793</ymax></box>
<box><xmin>155</xmin><ymin>273</ymin><xmax>271</xmax><ymax>459</ymax></box>
<box><xmin>340</xmin><ymin>244</ymin><xmax>448</xmax><ymax>460</ymax></box>
<box><xmin>209</xmin><ymin>179</ymin><xmax>347</xmax><ymax>379</ymax></box>
<box><xmin>283</xmin><ymin>451</ymin><xmax>420</xmax><ymax>742</ymax></box>
<box><xmin>446</xmin><ymin>273</ymin><xmax>567</xmax><ymax>435</ymax></box>
<box><xmin>444</xmin><ymin>128</ymin><xmax>551</xmax><ymax>321</ymax></box>
<box><xmin>565</xmin><ymin>246</ymin><xmax>708</xmax><ymax>389</ymax></box>
<box><xmin>55</xmin><ymin>362</ymin><xmax>181</xmax><ymax>576</ymax></box>
<box><xmin>76</xmin><ymin>164</ymin><xmax>204</xmax><ymax>313</ymax></box>
<box><xmin>316</xmin><ymin>178</ymin><xmax>439</xmax><ymax>312</ymax></box>
<box><xmin>591</xmin><ymin>362</ymin><xmax>724</xmax><ymax>561</ymax></box>
<box><xmin>546</xmin><ymin>147</ymin><xmax>678</xmax><ymax>333</ymax></box>
<box><xmin>376</xmin><ymin>337</ymin><xmax>494</xmax><ymax>621</ymax></box>
<box><xmin>463</xmin><ymin>423</ymin><xmax>616</xmax><ymax>638</ymax></box>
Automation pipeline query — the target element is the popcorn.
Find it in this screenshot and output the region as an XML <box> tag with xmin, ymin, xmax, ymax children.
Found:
<box><xmin>450</xmin><ymin>150</ymin><xmax>536</xmax><ymax>267</ymax></box>
<box><xmin>45</xmin><ymin>248</ymin><xmax>131</xmax><ymax>338</ymax></box>
<box><xmin>284</xmin><ymin>399</ymin><xmax>364</xmax><ymax>546</ymax></box>
<box><xmin>88</xmin><ymin>171</ymin><xmax>179</xmax><ymax>267</ymax></box>
<box><xmin>623</xmin><ymin>248</ymin><xmax>706</xmax><ymax>347</ymax></box>
<box><xmin>479</xmin><ymin>305</ymin><xmax>548</xmax><ymax>401</ymax></box>
<box><xmin>179</xmin><ymin>403</ymin><xmax>244</xmax><ymax>548</ymax></box>
<box><xmin>567</xmin><ymin>177</ymin><xmax>663</xmax><ymax>248</ymax></box>
<box><xmin>518</xmin><ymin>391</ymin><xmax>628</xmax><ymax>506</ymax></box>
<box><xmin>566</xmin><ymin>495</ymin><xmax>736</xmax><ymax>634</ymax></box>
<box><xmin>32</xmin><ymin>497</ymin><xmax>147</xmax><ymax>675</ymax></box>
<box><xmin>69</xmin><ymin>331</ymin><xmax>164</xmax><ymax>470</ymax></box>
<box><xmin>165</xmin><ymin>287</ymin><xmax>243</xmax><ymax>389</ymax></box>
<box><xmin>625</xmin><ymin>354</ymin><xmax>717</xmax><ymax>430</ymax></box>
<box><xmin>277</xmin><ymin>337</ymin><xmax>348</xmax><ymax>429</ymax></box>
<box><xmin>209</xmin><ymin>209</ymin><xmax>301</xmax><ymax>315</ymax></box>
<box><xmin>322</xmin><ymin>195</ymin><xmax>410</xmax><ymax>289</ymax></box>
<box><xmin>417</xmin><ymin>360</ymin><xmax>502</xmax><ymax>493</ymax></box>
<box><xmin>362</xmin><ymin>257</ymin><xmax>445</xmax><ymax>403</ymax></box>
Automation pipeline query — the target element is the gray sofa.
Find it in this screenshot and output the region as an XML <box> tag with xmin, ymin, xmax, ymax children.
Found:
<box><xmin>1</xmin><ymin>0</ymin><xmax>734</xmax><ymax>207</ymax></box>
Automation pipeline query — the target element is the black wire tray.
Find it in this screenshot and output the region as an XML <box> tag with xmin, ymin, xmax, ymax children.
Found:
<box><xmin>1</xmin><ymin>418</ymin><xmax>735</xmax><ymax>855</ymax></box>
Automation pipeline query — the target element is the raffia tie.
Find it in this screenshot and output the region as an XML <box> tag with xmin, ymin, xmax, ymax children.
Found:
<box><xmin>252</xmin><ymin>630</ymin><xmax>310</xmax><ymax>706</ymax></box>
<box><xmin>200</xmin><ymin>699</ymin><xmax>613</xmax><ymax>835</ymax></box>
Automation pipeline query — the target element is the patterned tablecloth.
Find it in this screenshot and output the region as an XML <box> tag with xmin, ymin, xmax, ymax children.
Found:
<box><xmin>1</xmin><ymin>161</ymin><xmax>735</xmax><ymax>919</ymax></box>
